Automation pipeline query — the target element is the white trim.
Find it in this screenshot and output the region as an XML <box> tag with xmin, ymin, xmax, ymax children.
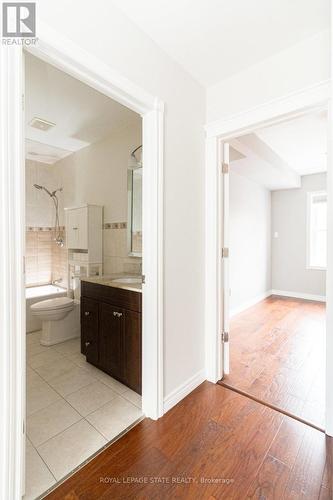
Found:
<box><xmin>163</xmin><ymin>370</ymin><xmax>206</xmax><ymax>414</ymax></box>
<box><xmin>0</xmin><ymin>46</ymin><xmax>26</xmax><ymax>500</ymax></box>
<box><xmin>205</xmin><ymin>80</ymin><xmax>330</xmax><ymax>138</ymax></box>
<box><xmin>271</xmin><ymin>290</ymin><xmax>326</xmax><ymax>303</ymax></box>
<box><xmin>205</xmin><ymin>81</ymin><xmax>332</xmax><ymax>435</ymax></box>
<box><xmin>1</xmin><ymin>20</ymin><xmax>164</xmax><ymax>499</ymax></box>
<box><xmin>230</xmin><ymin>290</ymin><xmax>273</xmax><ymax>317</ymax></box>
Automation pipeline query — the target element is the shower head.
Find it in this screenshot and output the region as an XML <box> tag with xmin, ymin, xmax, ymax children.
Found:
<box><xmin>33</xmin><ymin>184</ymin><xmax>61</xmax><ymax>198</ymax></box>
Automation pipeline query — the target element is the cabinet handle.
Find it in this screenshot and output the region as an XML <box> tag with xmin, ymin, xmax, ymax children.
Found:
<box><xmin>85</xmin><ymin>341</ymin><xmax>91</xmax><ymax>347</ymax></box>
<box><xmin>72</xmin><ymin>227</ymin><xmax>78</xmax><ymax>230</ymax></box>
<box><xmin>113</xmin><ymin>311</ymin><xmax>123</xmax><ymax>318</ymax></box>
<box><xmin>84</xmin><ymin>311</ymin><xmax>90</xmax><ymax>316</ymax></box>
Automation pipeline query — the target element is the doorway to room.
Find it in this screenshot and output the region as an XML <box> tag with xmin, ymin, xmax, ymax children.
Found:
<box><xmin>217</xmin><ymin>108</ymin><xmax>328</xmax><ymax>430</ymax></box>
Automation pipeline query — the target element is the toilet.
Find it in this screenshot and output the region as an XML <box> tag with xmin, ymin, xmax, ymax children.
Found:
<box><xmin>31</xmin><ymin>297</ymin><xmax>80</xmax><ymax>346</ymax></box>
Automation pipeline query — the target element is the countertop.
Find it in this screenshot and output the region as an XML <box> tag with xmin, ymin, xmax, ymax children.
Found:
<box><xmin>81</xmin><ymin>274</ymin><xmax>142</xmax><ymax>293</ymax></box>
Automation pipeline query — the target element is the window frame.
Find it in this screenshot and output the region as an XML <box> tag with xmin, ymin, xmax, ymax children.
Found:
<box><xmin>306</xmin><ymin>190</ymin><xmax>327</xmax><ymax>271</ymax></box>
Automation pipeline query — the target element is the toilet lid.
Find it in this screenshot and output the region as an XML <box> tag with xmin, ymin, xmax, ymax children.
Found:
<box><xmin>31</xmin><ymin>297</ymin><xmax>74</xmax><ymax>311</ymax></box>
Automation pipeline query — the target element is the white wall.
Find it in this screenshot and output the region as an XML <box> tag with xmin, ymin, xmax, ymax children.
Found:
<box><xmin>229</xmin><ymin>171</ymin><xmax>271</xmax><ymax>314</ymax></box>
<box><xmin>57</xmin><ymin>118</ymin><xmax>142</xmax><ymax>274</ymax></box>
<box><xmin>207</xmin><ymin>30</ymin><xmax>329</xmax><ymax>123</ymax></box>
<box><xmin>57</xmin><ymin>118</ymin><xmax>141</xmax><ymax>223</ymax></box>
<box><xmin>272</xmin><ymin>173</ymin><xmax>327</xmax><ymax>298</ymax></box>
<box><xmin>37</xmin><ymin>0</ymin><xmax>206</xmax><ymax>399</ymax></box>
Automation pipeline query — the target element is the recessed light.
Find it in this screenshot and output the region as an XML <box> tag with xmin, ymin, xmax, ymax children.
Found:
<box><xmin>29</xmin><ymin>117</ymin><xmax>56</xmax><ymax>131</ymax></box>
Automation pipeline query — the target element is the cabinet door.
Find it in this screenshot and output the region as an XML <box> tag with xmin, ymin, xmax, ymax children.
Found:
<box><xmin>81</xmin><ymin>297</ymin><xmax>99</xmax><ymax>365</ymax></box>
<box><xmin>66</xmin><ymin>207</ymin><xmax>88</xmax><ymax>249</ymax></box>
<box><xmin>76</xmin><ymin>207</ymin><xmax>88</xmax><ymax>249</ymax></box>
<box><xmin>66</xmin><ymin>210</ymin><xmax>80</xmax><ymax>249</ymax></box>
<box><xmin>123</xmin><ymin>310</ymin><xmax>142</xmax><ymax>394</ymax></box>
<box><xmin>99</xmin><ymin>302</ymin><xmax>124</xmax><ymax>380</ymax></box>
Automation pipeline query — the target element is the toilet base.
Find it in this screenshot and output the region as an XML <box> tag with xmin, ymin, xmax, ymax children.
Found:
<box><xmin>40</xmin><ymin>302</ymin><xmax>80</xmax><ymax>346</ymax></box>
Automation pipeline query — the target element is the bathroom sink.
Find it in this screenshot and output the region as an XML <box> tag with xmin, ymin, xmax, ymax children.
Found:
<box><xmin>111</xmin><ymin>277</ymin><xmax>142</xmax><ymax>284</ymax></box>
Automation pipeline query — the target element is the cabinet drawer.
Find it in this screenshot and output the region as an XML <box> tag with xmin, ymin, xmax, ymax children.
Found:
<box><xmin>81</xmin><ymin>297</ymin><xmax>99</xmax><ymax>365</ymax></box>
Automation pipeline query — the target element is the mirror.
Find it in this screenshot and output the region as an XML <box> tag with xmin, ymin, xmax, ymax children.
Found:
<box><xmin>127</xmin><ymin>166</ymin><xmax>142</xmax><ymax>256</ymax></box>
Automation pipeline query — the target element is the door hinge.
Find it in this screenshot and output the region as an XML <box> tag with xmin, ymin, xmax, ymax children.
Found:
<box><xmin>221</xmin><ymin>162</ymin><xmax>229</xmax><ymax>174</ymax></box>
<box><xmin>142</xmin><ymin>274</ymin><xmax>146</xmax><ymax>284</ymax></box>
<box><xmin>221</xmin><ymin>331</ymin><xmax>229</xmax><ymax>343</ymax></box>
<box><xmin>221</xmin><ymin>247</ymin><xmax>229</xmax><ymax>258</ymax></box>
<box><xmin>22</xmin><ymin>94</ymin><xmax>25</xmax><ymax>111</ymax></box>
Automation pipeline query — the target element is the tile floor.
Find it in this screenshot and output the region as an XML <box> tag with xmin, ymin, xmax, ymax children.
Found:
<box><xmin>25</xmin><ymin>331</ymin><xmax>142</xmax><ymax>500</ymax></box>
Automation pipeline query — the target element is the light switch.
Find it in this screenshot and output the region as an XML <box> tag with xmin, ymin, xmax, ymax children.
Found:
<box><xmin>273</xmin><ymin>231</ymin><xmax>279</xmax><ymax>239</ymax></box>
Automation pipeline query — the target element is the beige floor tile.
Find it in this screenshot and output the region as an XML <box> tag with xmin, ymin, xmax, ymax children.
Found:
<box><xmin>37</xmin><ymin>419</ymin><xmax>107</xmax><ymax>481</ymax></box>
<box><xmin>52</xmin><ymin>338</ymin><xmax>81</xmax><ymax>356</ymax></box>
<box><xmin>34</xmin><ymin>357</ymin><xmax>76</xmax><ymax>382</ymax></box>
<box><xmin>65</xmin><ymin>381</ymin><xmax>117</xmax><ymax>417</ymax></box>
<box><xmin>86</xmin><ymin>396</ymin><xmax>142</xmax><ymax>440</ymax></box>
<box><xmin>95</xmin><ymin>372</ymin><xmax>128</xmax><ymax>394</ymax></box>
<box><xmin>67</xmin><ymin>352</ymin><xmax>87</xmax><ymax>366</ymax></box>
<box><xmin>26</xmin><ymin>366</ymin><xmax>41</xmax><ymax>384</ymax></box>
<box><xmin>24</xmin><ymin>442</ymin><xmax>56</xmax><ymax>500</ymax></box>
<box><xmin>27</xmin><ymin>399</ymin><xmax>81</xmax><ymax>446</ymax></box>
<box><xmin>28</xmin><ymin>349</ymin><xmax>63</xmax><ymax>369</ymax></box>
<box><xmin>26</xmin><ymin>331</ymin><xmax>42</xmax><ymax>345</ymax></box>
<box><xmin>27</xmin><ymin>342</ymin><xmax>50</xmax><ymax>357</ymax></box>
<box><xmin>27</xmin><ymin>378</ymin><xmax>61</xmax><ymax>416</ymax></box>
<box><xmin>122</xmin><ymin>388</ymin><xmax>142</xmax><ymax>408</ymax></box>
<box><xmin>48</xmin><ymin>366</ymin><xmax>96</xmax><ymax>396</ymax></box>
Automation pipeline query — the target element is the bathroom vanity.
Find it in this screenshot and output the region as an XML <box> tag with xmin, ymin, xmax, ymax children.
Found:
<box><xmin>80</xmin><ymin>277</ymin><xmax>142</xmax><ymax>394</ymax></box>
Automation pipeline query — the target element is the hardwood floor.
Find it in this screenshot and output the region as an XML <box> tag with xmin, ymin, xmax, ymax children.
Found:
<box><xmin>45</xmin><ymin>382</ymin><xmax>331</xmax><ymax>500</ymax></box>
<box><xmin>221</xmin><ymin>296</ymin><xmax>326</xmax><ymax>429</ymax></box>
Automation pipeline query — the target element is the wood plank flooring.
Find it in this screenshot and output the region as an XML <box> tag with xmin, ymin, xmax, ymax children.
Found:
<box><xmin>45</xmin><ymin>382</ymin><xmax>331</xmax><ymax>500</ymax></box>
<box><xmin>221</xmin><ymin>296</ymin><xmax>326</xmax><ymax>428</ymax></box>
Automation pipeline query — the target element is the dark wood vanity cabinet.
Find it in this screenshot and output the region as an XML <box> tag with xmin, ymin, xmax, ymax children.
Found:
<box><xmin>81</xmin><ymin>281</ymin><xmax>142</xmax><ymax>394</ymax></box>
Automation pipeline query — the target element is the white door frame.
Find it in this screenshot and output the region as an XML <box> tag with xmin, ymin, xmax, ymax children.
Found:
<box><xmin>0</xmin><ymin>20</ymin><xmax>164</xmax><ymax>499</ymax></box>
<box><xmin>204</xmin><ymin>80</ymin><xmax>333</xmax><ymax>436</ymax></box>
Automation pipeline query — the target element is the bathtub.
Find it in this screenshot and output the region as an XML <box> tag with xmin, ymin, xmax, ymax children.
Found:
<box><xmin>26</xmin><ymin>285</ymin><xmax>68</xmax><ymax>333</ymax></box>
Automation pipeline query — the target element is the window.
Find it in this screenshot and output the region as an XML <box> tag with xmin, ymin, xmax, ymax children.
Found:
<box><xmin>307</xmin><ymin>191</ymin><xmax>327</xmax><ymax>269</ymax></box>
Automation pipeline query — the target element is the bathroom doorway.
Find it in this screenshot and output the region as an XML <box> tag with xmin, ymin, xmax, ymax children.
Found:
<box><xmin>24</xmin><ymin>52</ymin><xmax>147</xmax><ymax>498</ymax></box>
<box><xmin>0</xmin><ymin>36</ymin><xmax>164</xmax><ymax>498</ymax></box>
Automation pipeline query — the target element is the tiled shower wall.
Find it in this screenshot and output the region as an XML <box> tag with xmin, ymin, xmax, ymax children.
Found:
<box><xmin>26</xmin><ymin>228</ymin><xmax>68</xmax><ymax>288</ymax></box>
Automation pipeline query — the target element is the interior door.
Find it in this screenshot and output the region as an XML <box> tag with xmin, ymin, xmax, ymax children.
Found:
<box><xmin>221</xmin><ymin>142</ymin><xmax>230</xmax><ymax>376</ymax></box>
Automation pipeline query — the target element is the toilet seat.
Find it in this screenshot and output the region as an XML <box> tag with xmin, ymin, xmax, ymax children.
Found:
<box><xmin>31</xmin><ymin>297</ymin><xmax>74</xmax><ymax>312</ymax></box>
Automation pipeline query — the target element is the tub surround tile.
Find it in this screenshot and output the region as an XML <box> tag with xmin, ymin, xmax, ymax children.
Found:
<box><xmin>27</xmin><ymin>399</ymin><xmax>81</xmax><ymax>447</ymax></box>
<box><xmin>37</xmin><ymin>419</ymin><xmax>107</xmax><ymax>481</ymax></box>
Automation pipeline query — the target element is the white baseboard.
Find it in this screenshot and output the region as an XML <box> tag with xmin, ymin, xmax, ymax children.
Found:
<box><xmin>271</xmin><ymin>289</ymin><xmax>326</xmax><ymax>302</ymax></box>
<box><xmin>230</xmin><ymin>290</ymin><xmax>272</xmax><ymax>317</ymax></box>
<box><xmin>163</xmin><ymin>369</ymin><xmax>205</xmax><ymax>414</ymax></box>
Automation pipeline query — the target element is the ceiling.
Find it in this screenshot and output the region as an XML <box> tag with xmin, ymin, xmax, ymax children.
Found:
<box><xmin>25</xmin><ymin>53</ymin><xmax>139</xmax><ymax>164</ymax></box>
<box><xmin>111</xmin><ymin>0</ymin><xmax>329</xmax><ymax>86</ymax></box>
<box><xmin>230</xmin><ymin>109</ymin><xmax>327</xmax><ymax>190</ymax></box>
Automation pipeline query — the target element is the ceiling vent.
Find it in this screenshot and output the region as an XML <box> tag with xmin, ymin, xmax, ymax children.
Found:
<box><xmin>29</xmin><ymin>117</ymin><xmax>56</xmax><ymax>131</ymax></box>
